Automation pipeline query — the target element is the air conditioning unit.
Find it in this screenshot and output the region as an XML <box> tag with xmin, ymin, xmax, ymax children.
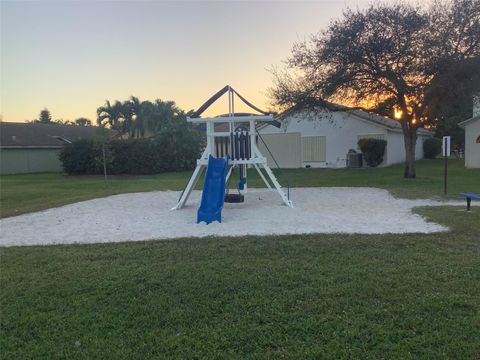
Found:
<box><xmin>346</xmin><ymin>150</ymin><xmax>363</xmax><ymax>168</ymax></box>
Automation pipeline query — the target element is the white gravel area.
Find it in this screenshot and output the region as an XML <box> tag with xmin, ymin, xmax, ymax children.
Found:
<box><xmin>0</xmin><ymin>187</ymin><xmax>469</xmax><ymax>247</ymax></box>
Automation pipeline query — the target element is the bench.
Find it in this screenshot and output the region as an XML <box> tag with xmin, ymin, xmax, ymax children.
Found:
<box><xmin>459</xmin><ymin>192</ymin><xmax>480</xmax><ymax>211</ymax></box>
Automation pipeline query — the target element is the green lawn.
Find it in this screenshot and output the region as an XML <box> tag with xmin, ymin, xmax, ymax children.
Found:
<box><xmin>1</xmin><ymin>159</ymin><xmax>479</xmax><ymax>218</ymax></box>
<box><xmin>1</xmin><ymin>207</ymin><xmax>479</xmax><ymax>358</ymax></box>
<box><xmin>1</xmin><ymin>159</ymin><xmax>479</xmax><ymax>358</ymax></box>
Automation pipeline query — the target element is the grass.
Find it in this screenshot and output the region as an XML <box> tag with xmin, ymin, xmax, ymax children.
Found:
<box><xmin>1</xmin><ymin>207</ymin><xmax>479</xmax><ymax>358</ymax></box>
<box><xmin>1</xmin><ymin>159</ymin><xmax>479</xmax><ymax>218</ymax></box>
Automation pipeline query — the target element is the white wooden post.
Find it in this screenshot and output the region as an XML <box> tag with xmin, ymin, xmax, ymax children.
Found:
<box><xmin>253</xmin><ymin>163</ymin><xmax>272</xmax><ymax>191</ymax></box>
<box><xmin>252</xmin><ymin>145</ymin><xmax>292</xmax><ymax>208</ymax></box>
<box><xmin>172</xmin><ymin>164</ymin><xmax>205</xmax><ymax>210</ymax></box>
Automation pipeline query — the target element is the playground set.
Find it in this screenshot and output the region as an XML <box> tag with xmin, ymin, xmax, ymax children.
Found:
<box><xmin>173</xmin><ymin>86</ymin><xmax>293</xmax><ymax>224</ymax></box>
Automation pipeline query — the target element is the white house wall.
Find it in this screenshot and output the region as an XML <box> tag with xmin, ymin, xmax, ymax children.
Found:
<box><xmin>464</xmin><ymin>119</ymin><xmax>480</xmax><ymax>168</ymax></box>
<box><xmin>416</xmin><ymin>135</ymin><xmax>427</xmax><ymax>160</ymax></box>
<box><xmin>261</xmin><ymin>111</ymin><xmax>387</xmax><ymax>168</ymax></box>
<box><xmin>384</xmin><ymin>131</ymin><xmax>403</xmax><ymax>165</ymax></box>
<box><xmin>259</xmin><ymin>110</ymin><xmax>429</xmax><ymax>168</ymax></box>
<box><xmin>384</xmin><ymin>131</ymin><xmax>427</xmax><ymax>166</ymax></box>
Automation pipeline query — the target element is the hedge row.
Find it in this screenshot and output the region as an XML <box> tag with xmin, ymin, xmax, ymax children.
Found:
<box><xmin>59</xmin><ymin>131</ymin><xmax>202</xmax><ymax>175</ymax></box>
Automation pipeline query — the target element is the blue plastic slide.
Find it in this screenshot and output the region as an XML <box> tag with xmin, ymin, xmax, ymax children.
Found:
<box><xmin>197</xmin><ymin>155</ymin><xmax>229</xmax><ymax>224</ymax></box>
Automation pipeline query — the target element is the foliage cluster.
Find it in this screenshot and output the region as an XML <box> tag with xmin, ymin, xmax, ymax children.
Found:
<box><xmin>358</xmin><ymin>138</ymin><xmax>387</xmax><ymax>167</ymax></box>
<box><xmin>59</xmin><ymin>120</ymin><xmax>202</xmax><ymax>175</ymax></box>
<box><xmin>423</xmin><ymin>137</ymin><xmax>442</xmax><ymax>159</ymax></box>
<box><xmin>96</xmin><ymin>97</ymin><xmax>189</xmax><ymax>138</ymax></box>
<box><xmin>29</xmin><ymin>108</ymin><xmax>92</xmax><ymax>126</ymax></box>
<box><xmin>58</xmin><ymin>139</ymin><xmax>102</xmax><ymax>174</ymax></box>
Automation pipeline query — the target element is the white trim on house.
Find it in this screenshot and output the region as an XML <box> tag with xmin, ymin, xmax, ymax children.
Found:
<box><xmin>458</xmin><ymin>115</ymin><xmax>480</xmax><ymax>128</ymax></box>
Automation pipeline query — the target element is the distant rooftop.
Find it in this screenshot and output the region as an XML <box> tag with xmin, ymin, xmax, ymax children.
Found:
<box><xmin>0</xmin><ymin>122</ymin><xmax>111</xmax><ymax>148</ymax></box>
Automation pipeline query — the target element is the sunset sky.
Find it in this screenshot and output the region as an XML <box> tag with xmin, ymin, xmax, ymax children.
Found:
<box><xmin>2</xmin><ymin>0</ymin><xmax>400</xmax><ymax>123</ymax></box>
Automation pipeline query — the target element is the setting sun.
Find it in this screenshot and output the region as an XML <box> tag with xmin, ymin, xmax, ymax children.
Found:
<box><xmin>393</xmin><ymin>108</ymin><xmax>403</xmax><ymax>119</ymax></box>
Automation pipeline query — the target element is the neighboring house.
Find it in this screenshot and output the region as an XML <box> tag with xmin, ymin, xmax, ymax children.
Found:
<box><xmin>258</xmin><ymin>107</ymin><xmax>434</xmax><ymax>168</ymax></box>
<box><xmin>0</xmin><ymin>122</ymin><xmax>101</xmax><ymax>174</ymax></box>
<box><xmin>458</xmin><ymin>96</ymin><xmax>480</xmax><ymax>169</ymax></box>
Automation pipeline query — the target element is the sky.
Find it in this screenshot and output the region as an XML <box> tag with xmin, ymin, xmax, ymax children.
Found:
<box><xmin>2</xmin><ymin>0</ymin><xmax>386</xmax><ymax>123</ymax></box>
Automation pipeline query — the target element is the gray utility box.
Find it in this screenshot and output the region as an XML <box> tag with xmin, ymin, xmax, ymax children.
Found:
<box><xmin>346</xmin><ymin>151</ymin><xmax>363</xmax><ymax>168</ymax></box>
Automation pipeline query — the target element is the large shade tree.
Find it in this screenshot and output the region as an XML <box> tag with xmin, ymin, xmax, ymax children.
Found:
<box><xmin>271</xmin><ymin>0</ymin><xmax>480</xmax><ymax>178</ymax></box>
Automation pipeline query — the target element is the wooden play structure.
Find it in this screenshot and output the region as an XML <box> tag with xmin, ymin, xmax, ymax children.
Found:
<box><xmin>173</xmin><ymin>85</ymin><xmax>293</xmax><ymax>224</ymax></box>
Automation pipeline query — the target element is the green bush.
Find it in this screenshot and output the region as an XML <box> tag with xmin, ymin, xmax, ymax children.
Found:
<box><xmin>358</xmin><ymin>138</ymin><xmax>387</xmax><ymax>167</ymax></box>
<box><xmin>58</xmin><ymin>139</ymin><xmax>100</xmax><ymax>175</ymax></box>
<box><xmin>59</xmin><ymin>124</ymin><xmax>202</xmax><ymax>175</ymax></box>
<box><xmin>153</xmin><ymin>119</ymin><xmax>203</xmax><ymax>171</ymax></box>
<box><xmin>108</xmin><ymin>139</ymin><xmax>160</xmax><ymax>175</ymax></box>
<box><xmin>423</xmin><ymin>137</ymin><xmax>442</xmax><ymax>159</ymax></box>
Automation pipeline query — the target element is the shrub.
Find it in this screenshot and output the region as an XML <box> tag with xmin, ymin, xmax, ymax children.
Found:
<box><xmin>153</xmin><ymin>119</ymin><xmax>203</xmax><ymax>172</ymax></box>
<box><xmin>423</xmin><ymin>137</ymin><xmax>442</xmax><ymax>159</ymax></box>
<box><xmin>59</xmin><ymin>125</ymin><xmax>202</xmax><ymax>175</ymax></box>
<box><xmin>109</xmin><ymin>139</ymin><xmax>160</xmax><ymax>175</ymax></box>
<box><xmin>358</xmin><ymin>138</ymin><xmax>387</xmax><ymax>167</ymax></box>
<box><xmin>59</xmin><ymin>139</ymin><xmax>99</xmax><ymax>174</ymax></box>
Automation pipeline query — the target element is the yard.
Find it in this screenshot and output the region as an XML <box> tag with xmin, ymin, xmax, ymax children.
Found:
<box><xmin>1</xmin><ymin>159</ymin><xmax>479</xmax><ymax>358</ymax></box>
<box><xmin>1</xmin><ymin>159</ymin><xmax>478</xmax><ymax>218</ymax></box>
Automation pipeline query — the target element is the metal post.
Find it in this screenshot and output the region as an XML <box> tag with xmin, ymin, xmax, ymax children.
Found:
<box><xmin>231</xmin><ymin>87</ymin><xmax>235</xmax><ymax>116</ymax></box>
<box><xmin>102</xmin><ymin>143</ymin><xmax>108</xmax><ymax>187</ymax></box>
<box><xmin>231</xmin><ymin>88</ymin><xmax>235</xmax><ymax>133</ymax></box>
<box><xmin>228</xmin><ymin>86</ymin><xmax>231</xmax><ymax>117</ymax></box>
<box><xmin>444</xmin><ymin>137</ymin><xmax>448</xmax><ymax>195</ymax></box>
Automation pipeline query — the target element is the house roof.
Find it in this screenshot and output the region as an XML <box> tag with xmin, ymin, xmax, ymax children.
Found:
<box><xmin>272</xmin><ymin>103</ymin><xmax>434</xmax><ymax>136</ymax></box>
<box><xmin>458</xmin><ymin>115</ymin><xmax>480</xmax><ymax>128</ymax></box>
<box><xmin>0</xmin><ymin>122</ymin><xmax>106</xmax><ymax>148</ymax></box>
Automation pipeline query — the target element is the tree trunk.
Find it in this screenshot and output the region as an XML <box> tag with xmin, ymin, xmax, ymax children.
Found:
<box><xmin>403</xmin><ymin>126</ymin><xmax>417</xmax><ymax>178</ymax></box>
<box><xmin>102</xmin><ymin>143</ymin><xmax>108</xmax><ymax>187</ymax></box>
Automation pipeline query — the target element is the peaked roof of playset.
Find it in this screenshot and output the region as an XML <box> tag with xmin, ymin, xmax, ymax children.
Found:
<box><xmin>191</xmin><ymin>85</ymin><xmax>270</xmax><ymax>118</ymax></box>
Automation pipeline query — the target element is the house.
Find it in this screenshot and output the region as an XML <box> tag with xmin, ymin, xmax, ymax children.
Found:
<box><xmin>0</xmin><ymin>122</ymin><xmax>103</xmax><ymax>174</ymax></box>
<box><xmin>458</xmin><ymin>96</ymin><xmax>480</xmax><ymax>168</ymax></box>
<box><xmin>257</xmin><ymin>106</ymin><xmax>434</xmax><ymax>168</ymax></box>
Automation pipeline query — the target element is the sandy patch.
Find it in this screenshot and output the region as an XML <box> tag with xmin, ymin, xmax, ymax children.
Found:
<box><xmin>0</xmin><ymin>187</ymin><xmax>468</xmax><ymax>247</ymax></box>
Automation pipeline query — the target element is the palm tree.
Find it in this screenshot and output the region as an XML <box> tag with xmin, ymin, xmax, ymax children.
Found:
<box><xmin>96</xmin><ymin>100</ymin><xmax>124</xmax><ymax>131</ymax></box>
<box><xmin>121</xmin><ymin>99</ymin><xmax>135</xmax><ymax>138</ymax></box>
<box><xmin>146</xmin><ymin>99</ymin><xmax>183</xmax><ymax>134</ymax></box>
<box><xmin>136</xmin><ymin>99</ymin><xmax>155</xmax><ymax>138</ymax></box>
<box><xmin>125</xmin><ymin>97</ymin><xmax>157</xmax><ymax>138</ymax></box>
<box><xmin>128</xmin><ymin>96</ymin><xmax>145</xmax><ymax>138</ymax></box>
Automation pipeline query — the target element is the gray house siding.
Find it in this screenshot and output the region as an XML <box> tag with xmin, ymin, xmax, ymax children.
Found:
<box><xmin>0</xmin><ymin>148</ymin><xmax>62</xmax><ymax>174</ymax></box>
